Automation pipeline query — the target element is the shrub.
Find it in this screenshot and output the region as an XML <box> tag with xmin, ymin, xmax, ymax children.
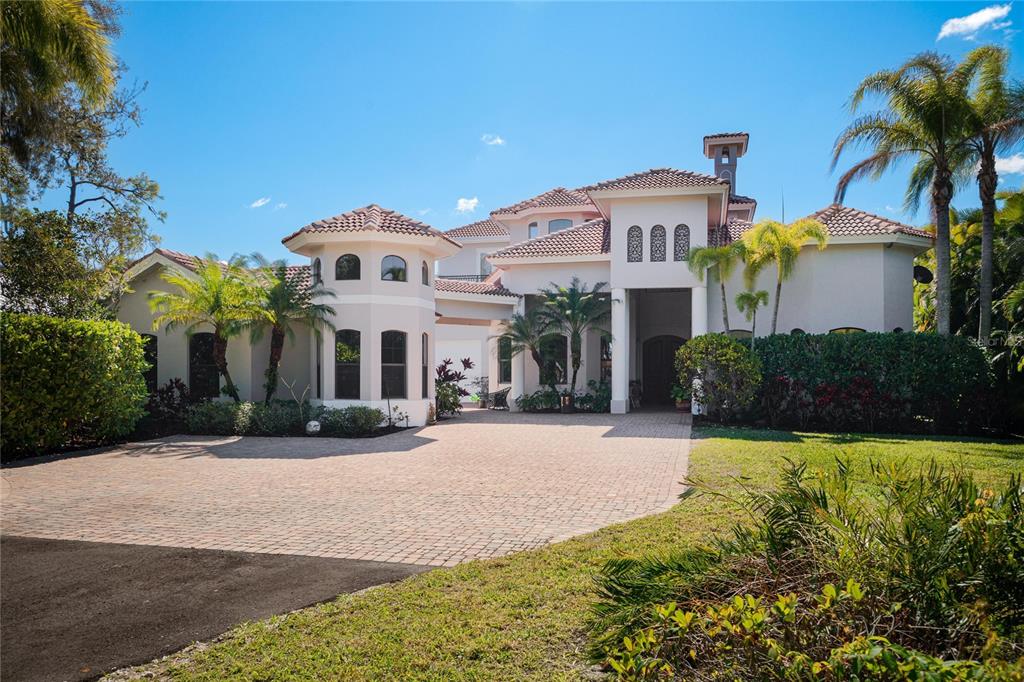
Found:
<box><xmin>317</xmin><ymin>405</ymin><xmax>386</xmax><ymax>437</ymax></box>
<box><xmin>1</xmin><ymin>313</ymin><xmax>148</xmax><ymax>459</ymax></box>
<box><xmin>576</xmin><ymin>380</ymin><xmax>611</xmax><ymax>413</ymax></box>
<box><xmin>590</xmin><ymin>460</ymin><xmax>1024</xmax><ymax>679</ymax></box>
<box><xmin>435</xmin><ymin>357</ymin><xmax>474</xmax><ymax>417</ymax></box>
<box><xmin>146</xmin><ymin>378</ymin><xmax>192</xmax><ymax>423</ymax></box>
<box><xmin>185</xmin><ymin>401</ymin><xmax>238</xmax><ymax>435</ymax></box>
<box><xmin>752</xmin><ymin>332</ymin><xmax>991</xmax><ymax>433</ymax></box>
<box><xmin>675</xmin><ymin>334</ymin><xmax>760</xmax><ymax>423</ymax></box>
<box><xmin>235</xmin><ymin>401</ymin><xmax>305</xmax><ymax>436</ymax></box>
<box><xmin>516</xmin><ymin>388</ymin><xmax>561</xmax><ymax>412</ymax></box>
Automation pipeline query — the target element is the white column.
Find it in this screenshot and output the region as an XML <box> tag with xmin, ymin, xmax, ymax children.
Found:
<box><xmin>691</xmin><ymin>286</ymin><xmax>708</xmax><ymax>338</ymax></box>
<box><xmin>611</xmin><ymin>288</ymin><xmax>630</xmax><ymax>414</ymax></box>
<box><xmin>509</xmin><ymin>297</ymin><xmax>527</xmax><ymax>411</ymax></box>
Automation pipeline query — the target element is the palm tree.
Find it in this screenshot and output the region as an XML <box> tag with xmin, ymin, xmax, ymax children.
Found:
<box><xmin>742</xmin><ymin>219</ymin><xmax>828</xmax><ymax>335</ymax></box>
<box><xmin>735</xmin><ymin>290</ymin><xmax>769</xmax><ymax>349</ymax></box>
<box><xmin>537</xmin><ymin>277</ymin><xmax>610</xmax><ymax>396</ymax></box>
<box><xmin>148</xmin><ymin>255</ymin><xmax>262</xmax><ymax>402</ymax></box>
<box><xmin>1</xmin><ymin>0</ymin><xmax>116</xmax><ymax>164</ymax></box>
<box><xmin>249</xmin><ymin>255</ymin><xmax>336</xmax><ymax>404</ymax></box>
<box><xmin>832</xmin><ymin>52</ymin><xmax>976</xmax><ymax>336</ymax></box>
<box><xmin>688</xmin><ymin>242</ymin><xmax>745</xmax><ymax>332</ymax></box>
<box><xmin>496</xmin><ymin>308</ymin><xmax>554</xmax><ymax>387</ymax></box>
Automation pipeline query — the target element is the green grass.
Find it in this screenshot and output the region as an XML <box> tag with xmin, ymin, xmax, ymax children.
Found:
<box><xmin>133</xmin><ymin>429</ymin><xmax>1024</xmax><ymax>681</ymax></box>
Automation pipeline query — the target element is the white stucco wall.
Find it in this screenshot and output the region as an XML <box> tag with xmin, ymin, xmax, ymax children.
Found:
<box><xmin>498</xmin><ymin>261</ymin><xmax>611</xmax><ymax>293</ymax></box>
<box><xmin>436</xmin><ymin>238</ymin><xmax>509</xmax><ymax>277</ymax></box>
<box><xmin>609</xmin><ymin>196</ymin><xmax>709</xmax><ymax>290</ymax></box>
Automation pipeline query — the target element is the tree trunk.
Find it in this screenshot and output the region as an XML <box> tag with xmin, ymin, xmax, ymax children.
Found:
<box><xmin>977</xmin><ymin>145</ymin><xmax>997</xmax><ymax>344</ymax></box>
<box><xmin>751</xmin><ymin>310</ymin><xmax>756</xmax><ymax>351</ymax></box>
<box><xmin>719</xmin><ymin>277</ymin><xmax>730</xmax><ymax>332</ymax></box>
<box><xmin>770</xmin><ymin>277</ymin><xmax>782</xmax><ymax>335</ymax></box>
<box><xmin>264</xmin><ymin>326</ymin><xmax>285</xmax><ymax>404</ymax></box>
<box><xmin>213</xmin><ymin>330</ymin><xmax>240</xmax><ymax>402</ymax></box>
<box><xmin>932</xmin><ymin>174</ymin><xmax>954</xmax><ymax>336</ymax></box>
<box><xmin>569</xmin><ymin>333</ymin><xmax>581</xmax><ymax>395</ymax></box>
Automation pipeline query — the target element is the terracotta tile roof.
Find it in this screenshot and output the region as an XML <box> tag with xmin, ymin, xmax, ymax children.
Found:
<box><xmin>445</xmin><ymin>218</ymin><xmax>509</xmax><ymax>239</ymax></box>
<box><xmin>490</xmin><ymin>218</ymin><xmax>610</xmax><ymax>260</ymax></box>
<box><xmin>729</xmin><ymin>193</ymin><xmax>757</xmax><ymax>206</ymax></box>
<box><xmin>703</xmin><ymin>132</ymin><xmax>749</xmax><ymax>140</ymax></box>
<box><xmin>581</xmin><ymin>168</ymin><xmax>728</xmax><ymax>193</ymax></box>
<box><xmin>709</xmin><ymin>219</ymin><xmax>754</xmax><ymax>247</ymax></box>
<box><xmin>130</xmin><ymin>248</ymin><xmax>313</xmax><ymax>286</ymax></box>
<box><xmin>809</xmin><ymin>204</ymin><xmax>933</xmax><ymax>239</ymax></box>
<box><xmin>281</xmin><ymin>204</ymin><xmax>460</xmax><ymax>247</ymax></box>
<box><xmin>435</xmin><ymin>278</ymin><xmax>517</xmax><ymax>298</ymax></box>
<box><xmin>491</xmin><ymin>187</ymin><xmax>595</xmax><ymax>216</ymax></box>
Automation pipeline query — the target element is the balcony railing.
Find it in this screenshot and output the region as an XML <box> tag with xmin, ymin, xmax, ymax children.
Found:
<box><xmin>437</xmin><ymin>274</ymin><xmax>488</xmax><ymax>282</ymax></box>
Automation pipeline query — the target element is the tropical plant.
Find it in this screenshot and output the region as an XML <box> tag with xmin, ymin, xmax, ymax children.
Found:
<box><xmin>248</xmin><ymin>255</ymin><xmax>335</xmax><ymax>403</ymax></box>
<box><xmin>734</xmin><ymin>289</ymin><xmax>768</xmax><ymax>348</ymax></box>
<box><xmin>496</xmin><ymin>308</ymin><xmax>555</xmax><ymax>386</ymax></box>
<box><xmin>148</xmin><ymin>255</ymin><xmax>263</xmax><ymax>402</ymax></box>
<box><xmin>537</xmin><ymin>277</ymin><xmax>610</xmax><ymax>396</ymax></box>
<box><xmin>675</xmin><ymin>334</ymin><xmax>760</xmax><ymax>423</ymax></box>
<box><xmin>741</xmin><ymin>219</ymin><xmax>828</xmax><ymax>334</ymax></box>
<box><xmin>688</xmin><ymin>242</ymin><xmax>745</xmax><ymax>332</ymax></box>
<box><xmin>832</xmin><ymin>52</ymin><xmax>977</xmax><ymax>336</ymax></box>
<box><xmin>435</xmin><ymin>357</ymin><xmax>474</xmax><ymax>417</ymax></box>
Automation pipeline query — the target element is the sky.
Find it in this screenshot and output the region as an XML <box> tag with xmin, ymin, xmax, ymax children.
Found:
<box><xmin>83</xmin><ymin>1</ymin><xmax>1024</xmax><ymax>263</ymax></box>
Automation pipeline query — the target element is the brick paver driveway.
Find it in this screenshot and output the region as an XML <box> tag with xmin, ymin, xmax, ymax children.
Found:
<box><xmin>1</xmin><ymin>410</ymin><xmax>690</xmax><ymax>566</ymax></box>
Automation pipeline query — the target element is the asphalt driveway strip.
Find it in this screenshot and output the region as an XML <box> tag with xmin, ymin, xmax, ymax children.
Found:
<box><xmin>0</xmin><ymin>536</ymin><xmax>428</xmax><ymax>682</ymax></box>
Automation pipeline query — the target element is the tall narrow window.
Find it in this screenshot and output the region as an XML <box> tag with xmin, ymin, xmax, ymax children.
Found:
<box><xmin>480</xmin><ymin>252</ymin><xmax>493</xmax><ymax>276</ymax></box>
<box><xmin>381</xmin><ymin>331</ymin><xmax>407</xmax><ymax>399</ymax></box>
<box><xmin>548</xmin><ymin>218</ymin><xmax>571</xmax><ymax>233</ymax></box>
<box><xmin>627</xmin><ymin>225</ymin><xmax>643</xmax><ymax>262</ymax></box>
<box><xmin>335</xmin><ymin>254</ymin><xmax>360</xmax><ymax>280</ymax></box>
<box><xmin>422</xmin><ymin>260</ymin><xmax>430</xmax><ymax>285</ymax></box>
<box><xmin>600</xmin><ymin>335</ymin><xmax>612</xmax><ymax>384</ymax></box>
<box><xmin>189</xmin><ymin>332</ymin><xmax>219</xmax><ymax>399</ymax></box>
<box><xmin>312</xmin><ymin>257</ymin><xmax>322</xmax><ymax>284</ymax></box>
<box><xmin>316</xmin><ymin>337</ymin><xmax>322</xmax><ymax>399</ymax></box>
<box><xmin>528</xmin><ymin>222</ymin><xmax>539</xmax><ymax>239</ymax></box>
<box><xmin>381</xmin><ymin>255</ymin><xmax>407</xmax><ymax>281</ymax></box>
<box><xmin>673</xmin><ymin>224</ymin><xmax>690</xmax><ymax>261</ymax></box>
<box><xmin>650</xmin><ymin>224</ymin><xmax>666</xmax><ymax>261</ymax></box>
<box><xmin>421</xmin><ymin>333</ymin><xmax>429</xmax><ymax>398</ymax></box>
<box><xmin>141</xmin><ymin>333</ymin><xmax>158</xmax><ymax>393</ymax></box>
<box><xmin>335</xmin><ymin>329</ymin><xmax>361</xmax><ymax>399</ymax></box>
<box><xmin>539</xmin><ymin>334</ymin><xmax>568</xmax><ymax>385</ymax></box>
<box><xmin>498</xmin><ymin>336</ymin><xmax>512</xmax><ymax>384</ymax></box>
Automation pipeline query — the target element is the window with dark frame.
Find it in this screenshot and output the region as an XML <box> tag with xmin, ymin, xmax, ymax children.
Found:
<box><xmin>335</xmin><ymin>254</ymin><xmax>360</xmax><ymax>280</ymax></box>
<box><xmin>422</xmin><ymin>260</ymin><xmax>430</xmax><ymax>285</ymax></box>
<box><xmin>421</xmin><ymin>332</ymin><xmax>429</xmax><ymax>398</ymax></box>
<box><xmin>539</xmin><ymin>334</ymin><xmax>567</xmax><ymax>385</ymax></box>
<box><xmin>381</xmin><ymin>255</ymin><xmax>407</xmax><ymax>281</ymax></box>
<box><xmin>141</xmin><ymin>333</ymin><xmax>158</xmax><ymax>393</ymax></box>
<box><xmin>188</xmin><ymin>332</ymin><xmax>219</xmax><ymax>399</ymax></box>
<box><xmin>600</xmin><ymin>335</ymin><xmax>612</xmax><ymax>384</ymax></box>
<box><xmin>650</xmin><ymin>224</ymin><xmax>666</xmax><ymax>261</ymax></box>
<box><xmin>673</xmin><ymin>224</ymin><xmax>690</xmax><ymax>261</ymax></box>
<box><xmin>381</xmin><ymin>330</ymin><xmax>407</xmax><ymax>399</ymax></box>
<box><xmin>627</xmin><ymin>225</ymin><xmax>643</xmax><ymax>262</ymax></box>
<box><xmin>498</xmin><ymin>336</ymin><xmax>512</xmax><ymax>383</ymax></box>
<box><xmin>312</xmin><ymin>257</ymin><xmax>322</xmax><ymax>284</ymax></box>
<box><xmin>335</xmin><ymin>329</ymin><xmax>361</xmax><ymax>399</ymax></box>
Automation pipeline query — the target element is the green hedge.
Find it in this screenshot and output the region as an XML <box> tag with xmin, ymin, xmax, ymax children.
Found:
<box><xmin>185</xmin><ymin>401</ymin><xmax>386</xmax><ymax>438</ymax></box>
<box><xmin>1</xmin><ymin>313</ymin><xmax>148</xmax><ymax>459</ymax></box>
<box><xmin>751</xmin><ymin>332</ymin><xmax>991</xmax><ymax>433</ymax></box>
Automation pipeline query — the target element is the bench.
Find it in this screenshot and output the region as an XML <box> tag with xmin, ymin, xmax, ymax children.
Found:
<box><xmin>487</xmin><ymin>387</ymin><xmax>512</xmax><ymax>410</ymax></box>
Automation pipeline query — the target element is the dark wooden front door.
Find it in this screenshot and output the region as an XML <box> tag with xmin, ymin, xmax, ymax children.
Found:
<box><xmin>642</xmin><ymin>335</ymin><xmax>685</xmax><ymax>405</ymax></box>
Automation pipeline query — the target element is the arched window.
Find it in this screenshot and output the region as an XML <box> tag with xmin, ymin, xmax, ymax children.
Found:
<box><xmin>141</xmin><ymin>333</ymin><xmax>158</xmax><ymax>393</ymax></box>
<box><xmin>381</xmin><ymin>255</ymin><xmax>407</xmax><ymax>281</ymax></box>
<box><xmin>311</xmin><ymin>258</ymin><xmax>322</xmax><ymax>285</ymax></box>
<box><xmin>528</xmin><ymin>222</ymin><xmax>539</xmax><ymax>239</ymax></box>
<box><xmin>726</xmin><ymin>329</ymin><xmax>753</xmax><ymax>340</ymax></box>
<box><xmin>479</xmin><ymin>253</ymin><xmax>493</xmax><ymax>276</ymax></box>
<box><xmin>650</xmin><ymin>225</ymin><xmax>666</xmax><ymax>262</ymax></box>
<box><xmin>335</xmin><ymin>254</ymin><xmax>360</xmax><ymax>280</ymax></box>
<box><xmin>627</xmin><ymin>225</ymin><xmax>643</xmax><ymax>262</ymax></box>
<box><xmin>548</xmin><ymin>219</ymin><xmax>571</xmax><ymax>233</ymax></box>
<box><xmin>721</xmin><ymin>148</ymin><xmax>730</xmax><ymax>165</ymax></box>
<box><xmin>335</xmin><ymin>329</ymin><xmax>361</xmax><ymax>399</ymax></box>
<box><xmin>892</xmin><ymin>327</ymin><xmax>904</xmax><ymax>334</ymax></box>
<box><xmin>381</xmin><ymin>330</ymin><xmax>407</xmax><ymax>399</ymax></box>
<box><xmin>790</xmin><ymin>328</ymin><xmax>806</xmax><ymax>335</ymax></box>
<box><xmin>189</xmin><ymin>332</ymin><xmax>219</xmax><ymax>399</ymax></box>
<box><xmin>539</xmin><ymin>334</ymin><xmax>567</xmax><ymax>385</ymax></box>
<box><xmin>829</xmin><ymin>327</ymin><xmax>866</xmax><ymax>335</ymax></box>
<box><xmin>422</xmin><ymin>260</ymin><xmax>430</xmax><ymax>285</ymax></box>
<box><xmin>421</xmin><ymin>333</ymin><xmax>429</xmax><ymax>398</ymax></box>
<box><xmin>673</xmin><ymin>224</ymin><xmax>690</xmax><ymax>261</ymax></box>
<box><xmin>498</xmin><ymin>336</ymin><xmax>512</xmax><ymax>384</ymax></box>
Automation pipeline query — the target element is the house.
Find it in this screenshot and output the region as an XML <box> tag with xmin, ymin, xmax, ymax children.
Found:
<box><xmin>117</xmin><ymin>131</ymin><xmax>933</xmax><ymax>424</ymax></box>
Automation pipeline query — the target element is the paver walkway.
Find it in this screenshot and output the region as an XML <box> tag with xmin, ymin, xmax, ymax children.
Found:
<box><xmin>1</xmin><ymin>410</ymin><xmax>690</xmax><ymax>566</ymax></box>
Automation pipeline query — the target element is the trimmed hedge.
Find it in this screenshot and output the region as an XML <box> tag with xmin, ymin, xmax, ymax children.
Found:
<box><xmin>1</xmin><ymin>313</ymin><xmax>148</xmax><ymax>459</ymax></box>
<box><xmin>184</xmin><ymin>401</ymin><xmax>386</xmax><ymax>438</ymax></box>
<box><xmin>751</xmin><ymin>332</ymin><xmax>991</xmax><ymax>433</ymax></box>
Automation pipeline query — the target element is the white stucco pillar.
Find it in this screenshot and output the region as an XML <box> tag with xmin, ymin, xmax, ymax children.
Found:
<box><xmin>611</xmin><ymin>288</ymin><xmax>630</xmax><ymax>414</ymax></box>
<box><xmin>691</xmin><ymin>286</ymin><xmax>708</xmax><ymax>338</ymax></box>
<box><xmin>509</xmin><ymin>297</ymin><xmax>527</xmax><ymax>411</ymax></box>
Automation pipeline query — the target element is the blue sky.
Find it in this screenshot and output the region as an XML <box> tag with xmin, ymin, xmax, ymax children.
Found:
<box><xmin>91</xmin><ymin>2</ymin><xmax>1024</xmax><ymax>262</ymax></box>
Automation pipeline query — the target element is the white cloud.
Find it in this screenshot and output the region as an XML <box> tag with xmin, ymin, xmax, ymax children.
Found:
<box><xmin>273</xmin><ymin>202</ymin><xmax>287</xmax><ymax>210</ymax></box>
<box><xmin>249</xmin><ymin>196</ymin><xmax>271</xmax><ymax>209</ymax></box>
<box><xmin>480</xmin><ymin>133</ymin><xmax>506</xmax><ymax>146</ymax></box>
<box><xmin>455</xmin><ymin>197</ymin><xmax>479</xmax><ymax>214</ymax></box>
<box><xmin>996</xmin><ymin>153</ymin><xmax>1024</xmax><ymax>174</ymax></box>
<box><xmin>938</xmin><ymin>4</ymin><xmax>1012</xmax><ymax>40</ymax></box>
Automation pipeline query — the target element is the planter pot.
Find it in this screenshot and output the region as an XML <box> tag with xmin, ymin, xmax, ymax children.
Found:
<box><xmin>560</xmin><ymin>395</ymin><xmax>576</xmax><ymax>414</ymax></box>
<box><xmin>675</xmin><ymin>400</ymin><xmax>691</xmax><ymax>412</ymax></box>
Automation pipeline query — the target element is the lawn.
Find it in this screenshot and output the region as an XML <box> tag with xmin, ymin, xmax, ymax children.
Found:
<box><xmin>120</xmin><ymin>428</ymin><xmax>1024</xmax><ymax>681</ymax></box>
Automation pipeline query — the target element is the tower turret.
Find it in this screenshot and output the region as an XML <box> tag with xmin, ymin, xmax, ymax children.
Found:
<box><xmin>703</xmin><ymin>132</ymin><xmax>749</xmax><ymax>194</ymax></box>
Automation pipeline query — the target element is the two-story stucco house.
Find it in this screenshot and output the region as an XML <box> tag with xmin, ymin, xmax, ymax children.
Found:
<box><xmin>117</xmin><ymin>132</ymin><xmax>933</xmax><ymax>424</ymax></box>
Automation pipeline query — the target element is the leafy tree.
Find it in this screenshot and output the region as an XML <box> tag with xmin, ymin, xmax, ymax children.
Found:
<box><xmin>734</xmin><ymin>289</ymin><xmax>768</xmax><ymax>349</ymax></box>
<box><xmin>688</xmin><ymin>242</ymin><xmax>745</xmax><ymax>332</ymax></box>
<box><xmin>741</xmin><ymin>218</ymin><xmax>828</xmax><ymax>335</ymax></box>
<box><xmin>248</xmin><ymin>255</ymin><xmax>335</xmax><ymax>404</ymax></box>
<box><xmin>497</xmin><ymin>308</ymin><xmax>555</xmax><ymax>389</ymax></box>
<box><xmin>538</xmin><ymin>277</ymin><xmax>610</xmax><ymax>396</ymax></box>
<box><xmin>832</xmin><ymin>52</ymin><xmax>976</xmax><ymax>336</ymax></box>
<box><xmin>148</xmin><ymin>255</ymin><xmax>263</xmax><ymax>402</ymax></box>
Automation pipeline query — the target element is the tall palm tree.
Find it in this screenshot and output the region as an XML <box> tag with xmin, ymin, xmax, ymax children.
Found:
<box><xmin>832</xmin><ymin>52</ymin><xmax>976</xmax><ymax>336</ymax></box>
<box><xmin>688</xmin><ymin>242</ymin><xmax>745</xmax><ymax>332</ymax></box>
<box><xmin>742</xmin><ymin>218</ymin><xmax>828</xmax><ymax>335</ymax></box>
<box><xmin>735</xmin><ymin>290</ymin><xmax>768</xmax><ymax>350</ymax></box>
<box><xmin>249</xmin><ymin>255</ymin><xmax>336</xmax><ymax>404</ymax></box>
<box><xmin>496</xmin><ymin>308</ymin><xmax>554</xmax><ymax>387</ymax></box>
<box><xmin>538</xmin><ymin>277</ymin><xmax>610</xmax><ymax>396</ymax></box>
<box><xmin>148</xmin><ymin>255</ymin><xmax>262</xmax><ymax>402</ymax></box>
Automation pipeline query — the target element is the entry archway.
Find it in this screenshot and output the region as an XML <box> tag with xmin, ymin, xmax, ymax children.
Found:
<box><xmin>641</xmin><ymin>335</ymin><xmax>685</xmax><ymax>405</ymax></box>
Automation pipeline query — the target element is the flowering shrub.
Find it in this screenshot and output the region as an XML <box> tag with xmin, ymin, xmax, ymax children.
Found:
<box><xmin>675</xmin><ymin>334</ymin><xmax>761</xmax><ymax>423</ymax></box>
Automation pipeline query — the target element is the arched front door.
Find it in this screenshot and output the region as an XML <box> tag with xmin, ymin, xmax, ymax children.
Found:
<box><xmin>642</xmin><ymin>335</ymin><xmax>685</xmax><ymax>405</ymax></box>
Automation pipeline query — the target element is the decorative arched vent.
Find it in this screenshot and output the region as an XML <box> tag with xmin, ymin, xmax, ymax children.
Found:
<box><xmin>650</xmin><ymin>225</ymin><xmax>666</xmax><ymax>262</ymax></box>
<box><xmin>627</xmin><ymin>225</ymin><xmax>643</xmax><ymax>263</ymax></box>
<box><xmin>673</xmin><ymin>224</ymin><xmax>690</xmax><ymax>261</ymax></box>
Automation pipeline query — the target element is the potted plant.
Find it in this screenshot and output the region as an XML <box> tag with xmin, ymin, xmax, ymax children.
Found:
<box><xmin>670</xmin><ymin>383</ymin><xmax>691</xmax><ymax>412</ymax></box>
<box><xmin>560</xmin><ymin>391</ymin><xmax>575</xmax><ymax>414</ymax></box>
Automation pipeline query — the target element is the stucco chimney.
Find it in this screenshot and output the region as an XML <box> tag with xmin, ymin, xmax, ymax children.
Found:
<box><xmin>703</xmin><ymin>133</ymin><xmax>750</xmax><ymax>196</ymax></box>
